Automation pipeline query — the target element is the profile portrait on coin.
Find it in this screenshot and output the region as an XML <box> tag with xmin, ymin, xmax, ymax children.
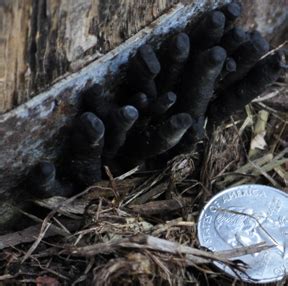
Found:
<box><xmin>215</xmin><ymin>207</ymin><xmax>268</xmax><ymax>249</ymax></box>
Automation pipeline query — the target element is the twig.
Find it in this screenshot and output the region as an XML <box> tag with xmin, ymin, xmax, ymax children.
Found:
<box><xmin>215</xmin><ymin>208</ymin><xmax>280</xmax><ymax>248</ymax></box>
<box><xmin>22</xmin><ymin>222</ymin><xmax>51</xmax><ymax>262</ymax></box>
<box><xmin>0</xmin><ymin>220</ymin><xmax>81</xmax><ymax>250</ymax></box>
<box><xmin>130</xmin><ymin>181</ymin><xmax>169</xmax><ymax>205</ymax></box>
<box><xmin>129</xmin><ymin>198</ymin><xmax>193</xmax><ymax>215</ymax></box>
<box><xmin>66</xmin><ymin>234</ymin><xmax>270</xmax><ymax>268</ymax></box>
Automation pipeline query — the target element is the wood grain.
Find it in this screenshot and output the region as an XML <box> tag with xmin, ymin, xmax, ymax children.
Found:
<box><xmin>0</xmin><ymin>0</ymin><xmax>179</xmax><ymax>113</ymax></box>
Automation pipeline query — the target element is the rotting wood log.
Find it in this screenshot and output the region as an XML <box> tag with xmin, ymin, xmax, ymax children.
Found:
<box><xmin>0</xmin><ymin>0</ymin><xmax>287</xmax><ymax>198</ymax></box>
<box><xmin>0</xmin><ymin>1</ymin><xmax>232</xmax><ymax>196</ymax></box>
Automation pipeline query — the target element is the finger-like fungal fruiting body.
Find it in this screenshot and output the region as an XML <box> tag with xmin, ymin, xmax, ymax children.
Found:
<box><xmin>127</xmin><ymin>92</ymin><xmax>149</xmax><ymax>112</ymax></box>
<box><xmin>128</xmin><ymin>44</ymin><xmax>161</xmax><ymax>101</ymax></box>
<box><xmin>69</xmin><ymin>112</ymin><xmax>105</xmax><ymax>187</ymax></box>
<box><xmin>132</xmin><ymin>44</ymin><xmax>161</xmax><ymax>78</ymax></box>
<box><xmin>149</xmin><ymin>91</ymin><xmax>177</xmax><ymax>116</ymax></box>
<box><xmin>81</xmin><ymin>84</ymin><xmax>112</xmax><ymax>119</ymax></box>
<box><xmin>189</xmin><ymin>11</ymin><xmax>225</xmax><ymax>50</ymax></box>
<box><xmin>124</xmin><ymin>113</ymin><xmax>192</xmax><ymax>161</ymax></box>
<box><xmin>219</xmin><ymin>57</ymin><xmax>237</xmax><ymax>80</ymax></box>
<box><xmin>220</xmin><ymin>2</ymin><xmax>242</xmax><ymax>30</ymax></box>
<box><xmin>103</xmin><ymin>105</ymin><xmax>139</xmax><ymax>160</ymax></box>
<box><xmin>156</xmin><ymin>32</ymin><xmax>190</xmax><ymax>93</ymax></box>
<box><xmin>178</xmin><ymin>46</ymin><xmax>227</xmax><ymax>121</ymax></box>
<box><xmin>208</xmin><ymin>51</ymin><xmax>285</xmax><ymax>124</ymax></box>
<box><xmin>220</xmin><ymin>27</ymin><xmax>247</xmax><ymax>55</ymax></box>
<box><xmin>27</xmin><ymin>161</ymin><xmax>72</xmax><ymax>198</ymax></box>
<box><xmin>221</xmin><ymin>31</ymin><xmax>270</xmax><ymax>89</ymax></box>
<box><xmin>167</xmin><ymin>116</ymin><xmax>206</xmax><ymax>156</ymax></box>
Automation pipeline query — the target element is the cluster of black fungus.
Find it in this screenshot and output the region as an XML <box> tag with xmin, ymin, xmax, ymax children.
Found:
<box><xmin>27</xmin><ymin>2</ymin><xmax>286</xmax><ymax>198</ymax></box>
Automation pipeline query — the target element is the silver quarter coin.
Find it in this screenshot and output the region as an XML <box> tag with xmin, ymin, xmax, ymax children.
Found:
<box><xmin>197</xmin><ymin>184</ymin><xmax>288</xmax><ymax>283</ymax></box>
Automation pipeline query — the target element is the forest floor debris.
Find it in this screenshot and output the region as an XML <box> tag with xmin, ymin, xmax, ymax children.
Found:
<box><xmin>0</xmin><ymin>80</ymin><xmax>287</xmax><ymax>286</ymax></box>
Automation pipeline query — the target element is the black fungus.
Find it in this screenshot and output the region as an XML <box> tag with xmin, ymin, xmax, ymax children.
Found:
<box><xmin>221</xmin><ymin>30</ymin><xmax>270</xmax><ymax>89</ymax></box>
<box><xmin>82</xmin><ymin>84</ymin><xmax>112</xmax><ymax>119</ymax></box>
<box><xmin>127</xmin><ymin>44</ymin><xmax>161</xmax><ymax>101</ymax></box>
<box><xmin>149</xmin><ymin>91</ymin><xmax>177</xmax><ymax>116</ymax></box>
<box><xmin>127</xmin><ymin>92</ymin><xmax>149</xmax><ymax>112</ymax></box>
<box><xmin>220</xmin><ymin>57</ymin><xmax>237</xmax><ymax>80</ymax></box>
<box><xmin>69</xmin><ymin>112</ymin><xmax>105</xmax><ymax>187</ymax></box>
<box><xmin>189</xmin><ymin>11</ymin><xmax>225</xmax><ymax>50</ymax></box>
<box><xmin>156</xmin><ymin>32</ymin><xmax>190</xmax><ymax>93</ymax></box>
<box><xmin>168</xmin><ymin>116</ymin><xmax>206</xmax><ymax>155</ymax></box>
<box><xmin>208</xmin><ymin>50</ymin><xmax>285</xmax><ymax>124</ymax></box>
<box><xmin>220</xmin><ymin>27</ymin><xmax>247</xmax><ymax>55</ymax></box>
<box><xmin>220</xmin><ymin>2</ymin><xmax>242</xmax><ymax>30</ymax></box>
<box><xmin>124</xmin><ymin>113</ymin><xmax>192</xmax><ymax>162</ymax></box>
<box><xmin>103</xmin><ymin>105</ymin><xmax>139</xmax><ymax>161</ymax></box>
<box><xmin>27</xmin><ymin>161</ymin><xmax>72</xmax><ymax>198</ymax></box>
<box><xmin>177</xmin><ymin>46</ymin><xmax>227</xmax><ymax>121</ymax></box>
<box><xmin>23</xmin><ymin>5</ymin><xmax>287</xmax><ymax>202</ymax></box>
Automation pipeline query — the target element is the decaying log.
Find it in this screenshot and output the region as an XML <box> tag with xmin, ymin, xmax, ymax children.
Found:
<box><xmin>0</xmin><ymin>1</ymin><xmax>232</xmax><ymax>196</ymax></box>
<box><xmin>0</xmin><ymin>0</ymin><xmax>287</xmax><ymax>198</ymax></box>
